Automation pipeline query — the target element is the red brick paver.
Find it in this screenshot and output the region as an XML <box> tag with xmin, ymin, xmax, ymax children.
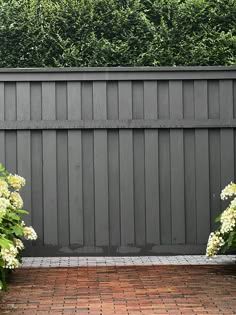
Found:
<box><xmin>0</xmin><ymin>265</ymin><xmax>236</xmax><ymax>315</ymax></box>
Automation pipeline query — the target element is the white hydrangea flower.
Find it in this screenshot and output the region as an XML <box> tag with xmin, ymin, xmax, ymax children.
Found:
<box><xmin>206</xmin><ymin>231</ymin><xmax>225</xmax><ymax>257</ymax></box>
<box><xmin>1</xmin><ymin>244</ymin><xmax>20</xmax><ymax>268</ymax></box>
<box><xmin>0</xmin><ymin>180</ymin><xmax>10</xmax><ymax>198</ymax></box>
<box><xmin>13</xmin><ymin>238</ymin><xmax>24</xmax><ymax>250</ymax></box>
<box><xmin>230</xmin><ymin>197</ymin><xmax>236</xmax><ymax>209</ymax></box>
<box><xmin>220</xmin><ymin>207</ymin><xmax>236</xmax><ymax>234</ymax></box>
<box><xmin>220</xmin><ymin>182</ymin><xmax>236</xmax><ymax>200</ymax></box>
<box><xmin>0</xmin><ymin>197</ymin><xmax>10</xmax><ymax>216</ymax></box>
<box><xmin>10</xmin><ymin>191</ymin><xmax>23</xmax><ymax>209</ymax></box>
<box><xmin>23</xmin><ymin>226</ymin><xmax>37</xmax><ymax>240</ymax></box>
<box><xmin>7</xmin><ymin>174</ymin><xmax>26</xmax><ymax>191</ymax></box>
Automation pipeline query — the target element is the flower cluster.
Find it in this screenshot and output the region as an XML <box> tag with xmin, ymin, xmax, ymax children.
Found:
<box><xmin>206</xmin><ymin>182</ymin><xmax>236</xmax><ymax>257</ymax></box>
<box><xmin>7</xmin><ymin>174</ymin><xmax>25</xmax><ymax>191</ymax></box>
<box><xmin>0</xmin><ymin>164</ymin><xmax>37</xmax><ymax>290</ymax></box>
<box><xmin>220</xmin><ymin>182</ymin><xmax>236</xmax><ymax>200</ymax></box>
<box><xmin>1</xmin><ymin>245</ymin><xmax>20</xmax><ymax>269</ymax></box>
<box><xmin>220</xmin><ymin>207</ymin><xmax>236</xmax><ymax>234</ymax></box>
<box><xmin>206</xmin><ymin>231</ymin><xmax>225</xmax><ymax>257</ymax></box>
<box><xmin>23</xmin><ymin>226</ymin><xmax>37</xmax><ymax>240</ymax></box>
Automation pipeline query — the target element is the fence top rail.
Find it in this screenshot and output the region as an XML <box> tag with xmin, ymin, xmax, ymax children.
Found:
<box><xmin>0</xmin><ymin>66</ymin><xmax>236</xmax><ymax>73</ymax></box>
<box><xmin>0</xmin><ymin>66</ymin><xmax>235</xmax><ymax>81</ymax></box>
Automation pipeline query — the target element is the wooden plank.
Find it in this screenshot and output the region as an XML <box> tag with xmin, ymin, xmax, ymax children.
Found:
<box><xmin>133</xmin><ymin>81</ymin><xmax>145</xmax><ymax>246</ymax></box>
<box><xmin>1</xmin><ymin>119</ymin><xmax>236</xmax><ymax>130</ymax></box>
<box><xmin>183</xmin><ymin>81</ymin><xmax>196</xmax><ymax>244</ymax></box>
<box><xmin>0</xmin><ymin>67</ymin><xmax>236</xmax><ymax>82</ymax></box>
<box><xmin>194</xmin><ymin>80</ymin><xmax>210</xmax><ymax>244</ymax></box>
<box><xmin>219</xmin><ymin>80</ymin><xmax>234</xmax><ymax>210</ymax></box>
<box><xmin>81</xmin><ymin>82</ymin><xmax>94</xmax><ymax>246</ymax></box>
<box><xmin>158</xmin><ymin>80</ymin><xmax>171</xmax><ymax>245</ymax></box>
<box><xmin>208</xmin><ymin>81</ymin><xmax>221</xmax><ymax>230</ymax></box>
<box><xmin>42</xmin><ymin>82</ymin><xmax>58</xmax><ymax>245</ymax></box>
<box><xmin>93</xmin><ymin>81</ymin><xmax>109</xmax><ymax>246</ymax></box>
<box><xmin>67</xmin><ymin>82</ymin><xmax>83</xmax><ymax>245</ymax></box>
<box><xmin>16</xmin><ymin>82</ymin><xmax>31</xmax><ymax>225</ymax></box>
<box><xmin>169</xmin><ymin>80</ymin><xmax>185</xmax><ymax>244</ymax></box>
<box><xmin>107</xmin><ymin>82</ymin><xmax>120</xmax><ymax>246</ymax></box>
<box><xmin>30</xmin><ymin>83</ymin><xmax>43</xmax><ymax>244</ymax></box>
<box><xmin>144</xmin><ymin>81</ymin><xmax>159</xmax><ymax>244</ymax></box>
<box><xmin>56</xmin><ymin>82</ymin><xmax>69</xmax><ymax>246</ymax></box>
<box><xmin>119</xmin><ymin>81</ymin><xmax>134</xmax><ymax>246</ymax></box>
<box><xmin>0</xmin><ymin>83</ymin><xmax>5</xmax><ymax>165</ymax></box>
<box><xmin>4</xmin><ymin>83</ymin><xmax>17</xmax><ymax>173</ymax></box>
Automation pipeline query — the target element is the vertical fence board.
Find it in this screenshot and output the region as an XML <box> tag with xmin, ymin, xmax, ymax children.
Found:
<box><xmin>42</xmin><ymin>82</ymin><xmax>58</xmax><ymax>245</ymax></box>
<box><xmin>56</xmin><ymin>82</ymin><xmax>69</xmax><ymax>246</ymax></box>
<box><xmin>0</xmin><ymin>83</ymin><xmax>5</xmax><ymax>165</ymax></box>
<box><xmin>16</xmin><ymin>82</ymin><xmax>31</xmax><ymax>225</ymax></box>
<box><xmin>82</xmin><ymin>82</ymin><xmax>95</xmax><ymax>246</ymax></box>
<box><xmin>5</xmin><ymin>83</ymin><xmax>17</xmax><ymax>174</ymax></box>
<box><xmin>194</xmin><ymin>80</ymin><xmax>210</xmax><ymax>244</ymax></box>
<box><xmin>158</xmin><ymin>81</ymin><xmax>171</xmax><ymax>245</ymax></box>
<box><xmin>67</xmin><ymin>82</ymin><xmax>83</xmax><ymax>245</ymax></box>
<box><xmin>208</xmin><ymin>81</ymin><xmax>221</xmax><ymax>231</ymax></box>
<box><xmin>119</xmin><ymin>81</ymin><xmax>134</xmax><ymax>246</ymax></box>
<box><xmin>220</xmin><ymin>80</ymin><xmax>234</xmax><ymax>211</ymax></box>
<box><xmin>133</xmin><ymin>81</ymin><xmax>145</xmax><ymax>246</ymax></box>
<box><xmin>183</xmin><ymin>81</ymin><xmax>196</xmax><ymax>244</ymax></box>
<box><xmin>93</xmin><ymin>81</ymin><xmax>109</xmax><ymax>246</ymax></box>
<box><xmin>107</xmin><ymin>82</ymin><xmax>120</xmax><ymax>246</ymax></box>
<box><xmin>31</xmin><ymin>83</ymin><xmax>43</xmax><ymax>244</ymax></box>
<box><xmin>144</xmin><ymin>81</ymin><xmax>159</xmax><ymax>244</ymax></box>
<box><xmin>169</xmin><ymin>81</ymin><xmax>185</xmax><ymax>244</ymax></box>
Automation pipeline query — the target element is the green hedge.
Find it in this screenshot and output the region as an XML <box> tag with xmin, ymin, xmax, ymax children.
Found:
<box><xmin>0</xmin><ymin>0</ymin><xmax>235</xmax><ymax>67</ymax></box>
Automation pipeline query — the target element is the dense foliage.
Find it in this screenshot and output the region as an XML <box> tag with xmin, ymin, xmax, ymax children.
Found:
<box><xmin>0</xmin><ymin>0</ymin><xmax>235</xmax><ymax>67</ymax></box>
<box><xmin>0</xmin><ymin>164</ymin><xmax>37</xmax><ymax>290</ymax></box>
<box><xmin>206</xmin><ymin>182</ymin><xmax>236</xmax><ymax>257</ymax></box>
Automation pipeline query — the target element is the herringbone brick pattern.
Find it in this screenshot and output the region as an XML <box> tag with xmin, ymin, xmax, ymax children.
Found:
<box><xmin>0</xmin><ymin>265</ymin><xmax>236</xmax><ymax>315</ymax></box>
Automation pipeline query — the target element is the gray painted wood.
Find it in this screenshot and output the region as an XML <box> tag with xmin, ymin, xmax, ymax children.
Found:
<box><xmin>144</xmin><ymin>81</ymin><xmax>159</xmax><ymax>244</ymax></box>
<box><xmin>16</xmin><ymin>82</ymin><xmax>31</xmax><ymax>225</ymax></box>
<box><xmin>0</xmin><ymin>69</ymin><xmax>235</xmax><ymax>256</ymax></box>
<box><xmin>42</xmin><ymin>82</ymin><xmax>58</xmax><ymax>245</ymax></box>
<box><xmin>67</xmin><ymin>82</ymin><xmax>83</xmax><ymax>245</ymax></box>
<box><xmin>219</xmin><ymin>80</ymin><xmax>234</xmax><ymax>211</ymax></box>
<box><xmin>208</xmin><ymin>81</ymin><xmax>221</xmax><ymax>230</ymax></box>
<box><xmin>183</xmin><ymin>81</ymin><xmax>197</xmax><ymax>244</ymax></box>
<box><xmin>107</xmin><ymin>82</ymin><xmax>120</xmax><ymax>246</ymax></box>
<box><xmin>93</xmin><ymin>81</ymin><xmax>109</xmax><ymax>246</ymax></box>
<box><xmin>119</xmin><ymin>81</ymin><xmax>134</xmax><ymax>246</ymax></box>
<box><xmin>56</xmin><ymin>82</ymin><xmax>69</xmax><ymax>246</ymax></box>
<box><xmin>81</xmin><ymin>82</ymin><xmax>95</xmax><ymax>246</ymax></box>
<box><xmin>194</xmin><ymin>80</ymin><xmax>210</xmax><ymax>244</ymax></box>
<box><xmin>0</xmin><ymin>83</ymin><xmax>5</xmax><ymax>166</ymax></box>
<box><xmin>169</xmin><ymin>81</ymin><xmax>185</xmax><ymax>244</ymax></box>
<box><xmin>5</xmin><ymin>83</ymin><xmax>17</xmax><ymax>174</ymax></box>
<box><xmin>30</xmin><ymin>83</ymin><xmax>43</xmax><ymax>243</ymax></box>
<box><xmin>133</xmin><ymin>82</ymin><xmax>145</xmax><ymax>246</ymax></box>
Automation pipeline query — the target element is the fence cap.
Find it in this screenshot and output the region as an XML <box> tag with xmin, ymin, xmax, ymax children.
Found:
<box><xmin>0</xmin><ymin>66</ymin><xmax>236</xmax><ymax>73</ymax></box>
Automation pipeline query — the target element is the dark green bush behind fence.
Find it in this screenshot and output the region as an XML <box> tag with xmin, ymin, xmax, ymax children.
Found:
<box><xmin>0</xmin><ymin>0</ymin><xmax>235</xmax><ymax>67</ymax></box>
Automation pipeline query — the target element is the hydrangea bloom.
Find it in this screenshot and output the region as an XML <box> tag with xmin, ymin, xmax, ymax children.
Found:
<box><xmin>10</xmin><ymin>192</ymin><xmax>23</xmax><ymax>209</ymax></box>
<box><xmin>220</xmin><ymin>207</ymin><xmax>236</xmax><ymax>234</ymax></box>
<box><xmin>7</xmin><ymin>174</ymin><xmax>26</xmax><ymax>191</ymax></box>
<box><xmin>0</xmin><ymin>197</ymin><xmax>10</xmax><ymax>216</ymax></box>
<box><xmin>220</xmin><ymin>182</ymin><xmax>236</xmax><ymax>200</ymax></box>
<box><xmin>0</xmin><ymin>180</ymin><xmax>10</xmax><ymax>198</ymax></box>
<box><xmin>206</xmin><ymin>231</ymin><xmax>225</xmax><ymax>257</ymax></box>
<box><xmin>23</xmin><ymin>226</ymin><xmax>37</xmax><ymax>240</ymax></box>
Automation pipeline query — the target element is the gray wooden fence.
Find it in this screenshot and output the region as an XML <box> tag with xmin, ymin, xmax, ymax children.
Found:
<box><xmin>0</xmin><ymin>66</ymin><xmax>236</xmax><ymax>256</ymax></box>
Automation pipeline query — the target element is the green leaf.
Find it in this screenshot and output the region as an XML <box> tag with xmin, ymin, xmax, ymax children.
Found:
<box><xmin>15</xmin><ymin>209</ymin><xmax>29</xmax><ymax>215</ymax></box>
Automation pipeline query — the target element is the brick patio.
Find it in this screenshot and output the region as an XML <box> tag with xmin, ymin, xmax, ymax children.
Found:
<box><xmin>0</xmin><ymin>259</ymin><xmax>236</xmax><ymax>315</ymax></box>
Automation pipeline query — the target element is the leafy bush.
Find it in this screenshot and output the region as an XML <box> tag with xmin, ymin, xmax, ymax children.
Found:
<box><xmin>0</xmin><ymin>0</ymin><xmax>235</xmax><ymax>67</ymax></box>
<box><xmin>206</xmin><ymin>182</ymin><xmax>236</xmax><ymax>257</ymax></box>
<box><xmin>0</xmin><ymin>164</ymin><xmax>37</xmax><ymax>291</ymax></box>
